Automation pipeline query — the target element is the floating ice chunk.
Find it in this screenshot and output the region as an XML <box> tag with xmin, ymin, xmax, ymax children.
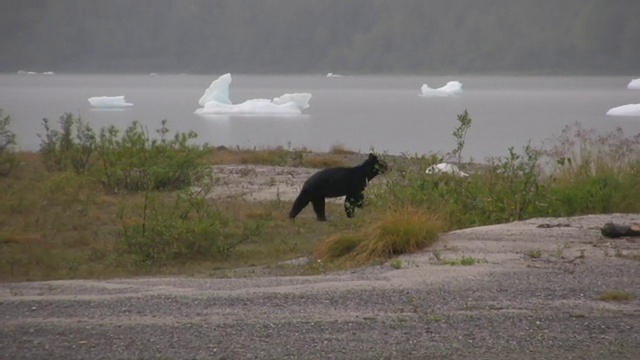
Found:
<box><xmin>272</xmin><ymin>93</ymin><xmax>311</xmax><ymax>110</ymax></box>
<box><xmin>326</xmin><ymin>72</ymin><xmax>343</xmax><ymax>77</ymax></box>
<box><xmin>195</xmin><ymin>73</ymin><xmax>311</xmax><ymax>115</ymax></box>
<box><xmin>628</xmin><ymin>78</ymin><xmax>640</xmax><ymax>90</ymax></box>
<box><xmin>42</xmin><ymin>71</ymin><xmax>55</xmax><ymax>75</ymax></box>
<box><xmin>420</xmin><ymin>81</ymin><xmax>463</xmax><ymax>97</ymax></box>
<box><xmin>606</xmin><ymin>104</ymin><xmax>640</xmax><ymax>117</ymax></box>
<box><xmin>88</xmin><ymin>96</ymin><xmax>133</xmax><ymax>108</ymax></box>
<box><xmin>196</xmin><ymin>98</ymin><xmax>305</xmax><ymax>115</ymax></box>
<box><xmin>425</xmin><ymin>163</ymin><xmax>468</xmax><ymax>177</ymax></box>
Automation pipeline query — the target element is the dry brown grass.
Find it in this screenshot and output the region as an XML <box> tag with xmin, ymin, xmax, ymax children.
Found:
<box><xmin>208</xmin><ymin>147</ymin><xmax>353</xmax><ymax>169</ymax></box>
<box><xmin>208</xmin><ymin>147</ymin><xmax>306</xmax><ymax>166</ymax></box>
<box><xmin>329</xmin><ymin>143</ymin><xmax>357</xmax><ymax>155</ymax></box>
<box><xmin>301</xmin><ymin>155</ymin><xmax>348</xmax><ymax>168</ymax></box>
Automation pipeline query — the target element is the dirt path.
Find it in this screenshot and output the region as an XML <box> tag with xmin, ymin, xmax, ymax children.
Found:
<box><xmin>208</xmin><ymin>164</ymin><xmax>318</xmax><ymax>201</ymax></box>
<box><xmin>1</xmin><ymin>211</ymin><xmax>639</xmax><ymax>359</ymax></box>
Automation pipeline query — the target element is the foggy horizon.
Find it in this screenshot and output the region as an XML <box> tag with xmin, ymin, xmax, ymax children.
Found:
<box><xmin>1</xmin><ymin>0</ymin><xmax>639</xmax><ymax>75</ymax></box>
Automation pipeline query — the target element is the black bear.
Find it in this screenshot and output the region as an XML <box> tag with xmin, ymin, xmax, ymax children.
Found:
<box><xmin>289</xmin><ymin>153</ymin><xmax>388</xmax><ymax>221</ymax></box>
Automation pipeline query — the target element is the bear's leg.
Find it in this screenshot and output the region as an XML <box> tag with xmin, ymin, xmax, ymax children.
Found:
<box><xmin>344</xmin><ymin>197</ymin><xmax>356</xmax><ymax>218</ymax></box>
<box><xmin>289</xmin><ymin>190</ymin><xmax>311</xmax><ymax>219</ymax></box>
<box><xmin>311</xmin><ymin>196</ymin><xmax>328</xmax><ymax>221</ymax></box>
<box><xmin>344</xmin><ymin>194</ymin><xmax>360</xmax><ymax>218</ymax></box>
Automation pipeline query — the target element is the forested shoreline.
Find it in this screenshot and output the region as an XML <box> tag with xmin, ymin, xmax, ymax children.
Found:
<box><xmin>1</xmin><ymin>0</ymin><xmax>638</xmax><ymax>74</ymax></box>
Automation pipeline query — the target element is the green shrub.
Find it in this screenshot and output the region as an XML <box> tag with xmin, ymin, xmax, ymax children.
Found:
<box><xmin>96</xmin><ymin>120</ymin><xmax>211</xmax><ymax>192</ymax></box>
<box><xmin>38</xmin><ymin>115</ymin><xmax>212</xmax><ymax>192</ymax></box>
<box><xmin>39</xmin><ymin>113</ymin><xmax>96</xmax><ymax>174</ymax></box>
<box><xmin>0</xmin><ymin>109</ymin><xmax>19</xmax><ymax>176</ymax></box>
<box><xmin>118</xmin><ymin>187</ymin><xmax>240</xmax><ymax>267</ymax></box>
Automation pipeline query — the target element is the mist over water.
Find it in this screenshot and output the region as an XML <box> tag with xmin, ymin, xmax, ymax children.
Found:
<box><xmin>2</xmin><ymin>74</ymin><xmax>639</xmax><ymax>160</ymax></box>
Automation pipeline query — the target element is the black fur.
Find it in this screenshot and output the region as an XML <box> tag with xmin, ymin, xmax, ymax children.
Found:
<box><xmin>289</xmin><ymin>153</ymin><xmax>388</xmax><ymax>221</ymax></box>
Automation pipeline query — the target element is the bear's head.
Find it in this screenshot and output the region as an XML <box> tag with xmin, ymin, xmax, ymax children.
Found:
<box><xmin>363</xmin><ymin>153</ymin><xmax>388</xmax><ymax>179</ymax></box>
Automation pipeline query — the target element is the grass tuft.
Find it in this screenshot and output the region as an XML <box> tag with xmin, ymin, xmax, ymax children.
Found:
<box><xmin>315</xmin><ymin>207</ymin><xmax>444</xmax><ymax>266</ymax></box>
<box><xmin>439</xmin><ymin>256</ymin><xmax>488</xmax><ymax>266</ymax></box>
<box><xmin>597</xmin><ymin>291</ymin><xmax>635</xmax><ymax>302</ymax></box>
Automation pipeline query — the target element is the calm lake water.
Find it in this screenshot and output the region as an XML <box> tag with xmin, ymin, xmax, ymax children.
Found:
<box><xmin>1</xmin><ymin>74</ymin><xmax>639</xmax><ymax>159</ymax></box>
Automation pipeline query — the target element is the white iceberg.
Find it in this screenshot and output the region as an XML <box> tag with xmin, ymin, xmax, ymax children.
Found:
<box><xmin>425</xmin><ymin>163</ymin><xmax>469</xmax><ymax>177</ymax></box>
<box><xmin>88</xmin><ymin>96</ymin><xmax>133</xmax><ymax>108</ymax></box>
<box><xmin>42</xmin><ymin>71</ymin><xmax>55</xmax><ymax>75</ymax></box>
<box><xmin>606</xmin><ymin>104</ymin><xmax>640</xmax><ymax>117</ymax></box>
<box><xmin>628</xmin><ymin>78</ymin><xmax>640</xmax><ymax>90</ymax></box>
<box><xmin>198</xmin><ymin>73</ymin><xmax>232</xmax><ymax>106</ymax></box>
<box><xmin>195</xmin><ymin>73</ymin><xmax>311</xmax><ymax>115</ymax></box>
<box><xmin>272</xmin><ymin>93</ymin><xmax>312</xmax><ymax>110</ymax></box>
<box><xmin>326</xmin><ymin>72</ymin><xmax>343</xmax><ymax>77</ymax></box>
<box><xmin>420</xmin><ymin>81</ymin><xmax>463</xmax><ymax>97</ymax></box>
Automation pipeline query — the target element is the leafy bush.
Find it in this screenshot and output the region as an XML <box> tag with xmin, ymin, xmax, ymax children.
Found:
<box><xmin>38</xmin><ymin>114</ymin><xmax>211</xmax><ymax>192</ymax></box>
<box><xmin>96</xmin><ymin>120</ymin><xmax>212</xmax><ymax>192</ymax></box>
<box><xmin>0</xmin><ymin>109</ymin><xmax>19</xmax><ymax>176</ymax></box>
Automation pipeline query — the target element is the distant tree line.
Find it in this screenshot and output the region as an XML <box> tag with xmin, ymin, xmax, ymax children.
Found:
<box><xmin>1</xmin><ymin>0</ymin><xmax>638</xmax><ymax>74</ymax></box>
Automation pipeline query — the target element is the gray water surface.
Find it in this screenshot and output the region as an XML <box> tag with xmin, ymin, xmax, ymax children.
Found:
<box><xmin>1</xmin><ymin>74</ymin><xmax>638</xmax><ymax>159</ymax></box>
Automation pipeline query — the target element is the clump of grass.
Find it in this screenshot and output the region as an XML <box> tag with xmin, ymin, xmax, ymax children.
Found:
<box><xmin>314</xmin><ymin>233</ymin><xmax>362</xmax><ymax>259</ymax></box>
<box><xmin>315</xmin><ymin>207</ymin><xmax>444</xmax><ymax>266</ymax></box>
<box><xmin>439</xmin><ymin>256</ymin><xmax>488</xmax><ymax>266</ymax></box>
<box><xmin>389</xmin><ymin>259</ymin><xmax>403</xmax><ymax>269</ymax></box>
<box><xmin>525</xmin><ymin>249</ymin><xmax>542</xmax><ymax>259</ymax></box>
<box><xmin>597</xmin><ymin>291</ymin><xmax>635</xmax><ymax>302</ymax></box>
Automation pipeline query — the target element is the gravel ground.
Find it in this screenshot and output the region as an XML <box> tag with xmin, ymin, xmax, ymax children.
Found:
<box><xmin>1</xmin><ymin>165</ymin><xmax>639</xmax><ymax>359</ymax></box>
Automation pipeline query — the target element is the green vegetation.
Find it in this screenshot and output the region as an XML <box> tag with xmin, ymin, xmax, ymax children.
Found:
<box><xmin>1</xmin><ymin>109</ymin><xmax>640</xmax><ymax>281</ymax></box>
<box><xmin>389</xmin><ymin>259</ymin><xmax>403</xmax><ymax>270</ymax></box>
<box><xmin>525</xmin><ymin>249</ymin><xmax>543</xmax><ymax>259</ymax></box>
